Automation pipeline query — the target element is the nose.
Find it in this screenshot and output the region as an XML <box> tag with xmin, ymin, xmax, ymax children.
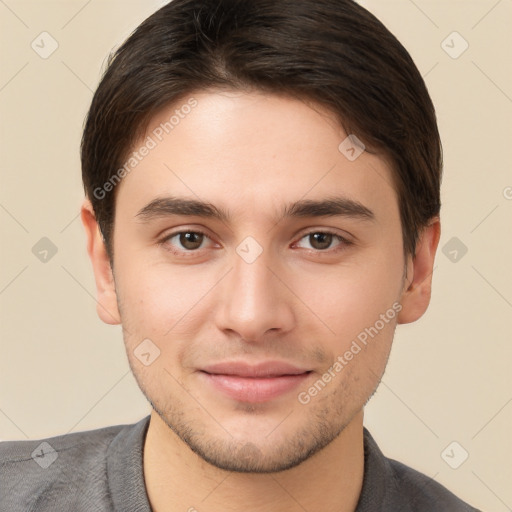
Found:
<box><xmin>214</xmin><ymin>246</ymin><xmax>296</xmax><ymax>343</ymax></box>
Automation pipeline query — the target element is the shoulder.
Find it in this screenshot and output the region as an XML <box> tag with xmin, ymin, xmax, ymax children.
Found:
<box><xmin>360</xmin><ymin>428</ymin><xmax>481</xmax><ymax>512</ymax></box>
<box><xmin>0</xmin><ymin>420</ymin><xmax>143</xmax><ymax>512</ymax></box>
<box><xmin>387</xmin><ymin>457</ymin><xmax>481</xmax><ymax>511</ymax></box>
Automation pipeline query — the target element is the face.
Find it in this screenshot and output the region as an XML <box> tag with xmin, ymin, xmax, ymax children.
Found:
<box><xmin>88</xmin><ymin>90</ymin><xmax>417</xmax><ymax>472</ymax></box>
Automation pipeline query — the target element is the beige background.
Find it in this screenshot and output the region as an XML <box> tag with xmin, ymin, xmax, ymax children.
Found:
<box><xmin>1</xmin><ymin>1</ymin><xmax>511</xmax><ymax>510</ymax></box>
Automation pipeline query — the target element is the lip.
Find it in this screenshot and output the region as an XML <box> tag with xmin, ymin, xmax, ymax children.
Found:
<box><xmin>201</xmin><ymin>361</ymin><xmax>310</xmax><ymax>377</ymax></box>
<box><xmin>199</xmin><ymin>361</ymin><xmax>312</xmax><ymax>403</ymax></box>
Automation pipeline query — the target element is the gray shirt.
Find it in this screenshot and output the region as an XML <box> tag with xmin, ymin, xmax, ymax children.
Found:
<box><xmin>0</xmin><ymin>416</ymin><xmax>481</xmax><ymax>511</ymax></box>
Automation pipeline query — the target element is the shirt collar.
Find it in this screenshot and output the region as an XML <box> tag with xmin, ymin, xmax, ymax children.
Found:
<box><xmin>107</xmin><ymin>415</ymin><xmax>152</xmax><ymax>511</ymax></box>
<box><xmin>355</xmin><ymin>427</ymin><xmax>393</xmax><ymax>511</ymax></box>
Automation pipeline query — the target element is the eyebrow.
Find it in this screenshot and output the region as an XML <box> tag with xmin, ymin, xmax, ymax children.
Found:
<box><xmin>135</xmin><ymin>195</ymin><xmax>375</xmax><ymax>224</ymax></box>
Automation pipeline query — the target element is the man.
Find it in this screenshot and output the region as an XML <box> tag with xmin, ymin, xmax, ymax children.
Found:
<box><xmin>0</xmin><ymin>0</ymin><xmax>481</xmax><ymax>510</ymax></box>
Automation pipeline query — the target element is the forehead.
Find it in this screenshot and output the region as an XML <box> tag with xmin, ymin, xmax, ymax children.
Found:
<box><xmin>115</xmin><ymin>90</ymin><xmax>398</xmax><ymax>225</ymax></box>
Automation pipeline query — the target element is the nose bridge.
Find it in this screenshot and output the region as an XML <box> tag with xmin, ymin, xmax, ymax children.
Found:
<box><xmin>231</xmin><ymin>241</ymin><xmax>279</xmax><ymax>313</ymax></box>
<box><xmin>215</xmin><ymin>238</ymin><xmax>294</xmax><ymax>340</ymax></box>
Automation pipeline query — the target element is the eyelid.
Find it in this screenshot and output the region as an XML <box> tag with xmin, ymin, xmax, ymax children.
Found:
<box><xmin>293</xmin><ymin>225</ymin><xmax>353</xmax><ymax>243</ymax></box>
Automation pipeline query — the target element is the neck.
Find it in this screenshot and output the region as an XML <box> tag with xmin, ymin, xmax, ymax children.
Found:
<box><xmin>143</xmin><ymin>410</ymin><xmax>365</xmax><ymax>512</ymax></box>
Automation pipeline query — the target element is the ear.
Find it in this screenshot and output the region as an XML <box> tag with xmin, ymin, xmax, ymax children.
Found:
<box><xmin>81</xmin><ymin>198</ymin><xmax>121</xmax><ymax>325</ymax></box>
<box><xmin>397</xmin><ymin>217</ymin><xmax>441</xmax><ymax>325</ymax></box>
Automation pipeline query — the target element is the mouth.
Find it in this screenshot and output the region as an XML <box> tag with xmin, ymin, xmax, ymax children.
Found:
<box><xmin>198</xmin><ymin>361</ymin><xmax>313</xmax><ymax>403</ymax></box>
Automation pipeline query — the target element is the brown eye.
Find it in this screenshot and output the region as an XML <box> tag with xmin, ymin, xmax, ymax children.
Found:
<box><xmin>178</xmin><ymin>232</ymin><xmax>204</xmax><ymax>250</ymax></box>
<box><xmin>294</xmin><ymin>230</ymin><xmax>350</xmax><ymax>254</ymax></box>
<box><xmin>161</xmin><ymin>230</ymin><xmax>210</xmax><ymax>254</ymax></box>
<box><xmin>309</xmin><ymin>232</ymin><xmax>333</xmax><ymax>250</ymax></box>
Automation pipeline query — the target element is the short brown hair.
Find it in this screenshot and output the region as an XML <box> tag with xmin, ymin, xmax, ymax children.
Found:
<box><xmin>81</xmin><ymin>0</ymin><xmax>442</xmax><ymax>260</ymax></box>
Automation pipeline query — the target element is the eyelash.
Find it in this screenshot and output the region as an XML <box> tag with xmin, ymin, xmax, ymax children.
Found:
<box><xmin>158</xmin><ymin>229</ymin><xmax>352</xmax><ymax>257</ymax></box>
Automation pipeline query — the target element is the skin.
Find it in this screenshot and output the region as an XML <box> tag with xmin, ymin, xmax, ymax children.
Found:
<box><xmin>82</xmin><ymin>90</ymin><xmax>440</xmax><ymax>512</ymax></box>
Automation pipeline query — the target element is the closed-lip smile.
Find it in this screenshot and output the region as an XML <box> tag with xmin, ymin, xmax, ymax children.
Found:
<box><xmin>199</xmin><ymin>361</ymin><xmax>312</xmax><ymax>403</ymax></box>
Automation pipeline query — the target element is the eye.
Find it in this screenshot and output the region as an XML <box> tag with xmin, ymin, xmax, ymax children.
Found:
<box><xmin>294</xmin><ymin>231</ymin><xmax>350</xmax><ymax>252</ymax></box>
<box><xmin>160</xmin><ymin>230</ymin><xmax>213</xmax><ymax>254</ymax></box>
<box><xmin>159</xmin><ymin>229</ymin><xmax>352</xmax><ymax>257</ymax></box>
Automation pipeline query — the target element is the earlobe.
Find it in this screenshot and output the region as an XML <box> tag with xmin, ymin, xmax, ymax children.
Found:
<box><xmin>80</xmin><ymin>198</ymin><xmax>121</xmax><ymax>325</ymax></box>
<box><xmin>397</xmin><ymin>218</ymin><xmax>441</xmax><ymax>325</ymax></box>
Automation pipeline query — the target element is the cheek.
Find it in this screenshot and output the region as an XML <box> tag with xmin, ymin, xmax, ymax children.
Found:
<box><xmin>287</xmin><ymin>253</ymin><xmax>402</xmax><ymax>379</ymax></box>
<box><xmin>292</xmin><ymin>259</ymin><xmax>401</xmax><ymax>339</ymax></box>
<box><xmin>114</xmin><ymin>261</ymin><xmax>219</xmax><ymax>377</ymax></box>
<box><xmin>115</xmin><ymin>257</ymin><xmax>200</xmax><ymax>330</ymax></box>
